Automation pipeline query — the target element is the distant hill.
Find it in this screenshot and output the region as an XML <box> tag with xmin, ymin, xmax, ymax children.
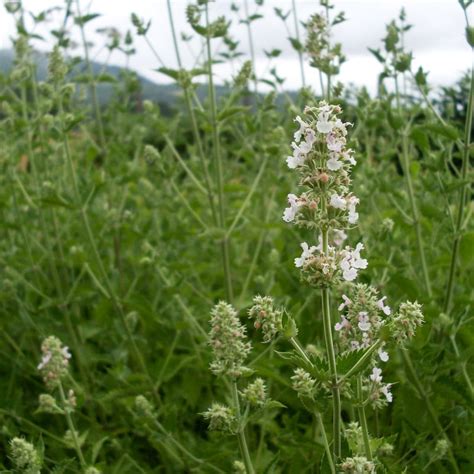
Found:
<box><xmin>0</xmin><ymin>48</ymin><xmax>246</xmax><ymax>112</ymax></box>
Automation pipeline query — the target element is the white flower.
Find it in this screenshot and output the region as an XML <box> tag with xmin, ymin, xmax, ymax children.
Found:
<box><xmin>377</xmin><ymin>296</ymin><xmax>391</xmax><ymax>316</ymax></box>
<box><xmin>283</xmin><ymin>194</ymin><xmax>301</xmax><ymax>223</ymax></box>
<box><xmin>358</xmin><ymin>312</ymin><xmax>371</xmax><ymax>332</ymax></box>
<box><xmin>342</xmin><ymin>149</ymin><xmax>356</xmax><ymax>166</ymax></box>
<box><xmin>327</xmin><ymin>154</ymin><xmax>343</xmax><ymax>171</ymax></box>
<box><xmin>286</xmin><ymin>141</ymin><xmax>312</xmax><ymax>169</ymax></box>
<box><xmin>330</xmin><ymin>193</ymin><xmax>346</xmax><ymax>210</ymax></box>
<box><xmin>326</xmin><ymin>132</ymin><xmax>345</xmax><ymax>152</ymax></box>
<box><xmin>294</xmin><ymin>242</ymin><xmax>317</xmax><ymax>268</ymax></box>
<box><xmin>338</xmin><ymin>294</ymin><xmax>352</xmax><ymax>311</ymax></box>
<box><xmin>347</xmin><ymin>196</ymin><xmax>360</xmax><ymax>224</ymax></box>
<box><xmin>333</xmin><ymin>118</ymin><xmax>352</xmax><ymax>136</ymax></box>
<box><xmin>370</xmin><ymin>367</ymin><xmax>383</xmax><ymax>383</ymax></box>
<box><xmin>381</xmin><ymin>384</ymin><xmax>393</xmax><ymax>402</ymax></box>
<box><xmin>294</xmin><ymin>115</ymin><xmax>309</xmax><ymax>143</ymax></box>
<box><xmin>340</xmin><ymin>243</ymin><xmax>368</xmax><ymax>281</ymax></box>
<box><xmin>378</xmin><ymin>348</ymin><xmax>389</xmax><ymax>362</ymax></box>
<box><xmin>316</xmin><ymin>111</ymin><xmax>334</xmax><ymax>134</ymax></box>
<box><xmin>305</xmin><ymin>128</ymin><xmax>316</xmax><ymax>146</ymax></box>
<box><xmin>37</xmin><ymin>352</ymin><xmax>52</xmax><ymax>370</ymax></box>
<box><xmin>335</xmin><ymin>316</ymin><xmax>350</xmax><ymax>331</ymax></box>
<box><xmin>333</xmin><ymin>229</ymin><xmax>347</xmax><ymax>246</ymax></box>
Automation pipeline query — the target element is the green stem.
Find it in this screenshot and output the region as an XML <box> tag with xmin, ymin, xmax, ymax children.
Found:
<box><xmin>243</xmin><ymin>0</ymin><xmax>258</xmax><ymax>94</ymax></box>
<box><xmin>443</xmin><ymin>56</ymin><xmax>474</xmax><ymax>314</ymax></box>
<box><xmin>232</xmin><ymin>382</ymin><xmax>255</xmax><ymax>474</ymax></box>
<box><xmin>164</xmin><ymin>0</ymin><xmax>218</xmax><ymax>225</ymax></box>
<box><xmin>357</xmin><ymin>377</ymin><xmax>373</xmax><ymax>461</ymax></box>
<box><xmin>395</xmin><ymin>76</ymin><xmax>432</xmax><ymax>297</ymax></box>
<box><xmin>291</xmin><ymin>0</ymin><xmax>306</xmax><ymax>88</ymax></box>
<box><xmin>58</xmin><ymin>382</ymin><xmax>87</xmax><ymax>470</ymax></box>
<box><xmin>321</xmin><ymin>224</ymin><xmax>341</xmax><ymax>461</ymax></box>
<box><xmin>289</xmin><ymin>337</ymin><xmax>313</xmax><ymax>367</ymax></box>
<box><xmin>315</xmin><ymin>412</ymin><xmax>335</xmax><ymax>474</ymax></box>
<box><xmin>205</xmin><ymin>4</ymin><xmax>233</xmax><ymax>302</ymax></box>
<box><xmin>75</xmin><ymin>0</ymin><xmax>106</xmax><ymax>153</ymax></box>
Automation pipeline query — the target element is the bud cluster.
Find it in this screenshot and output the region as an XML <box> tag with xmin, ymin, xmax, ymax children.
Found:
<box><xmin>37</xmin><ymin>336</ymin><xmax>71</xmax><ymax>390</ymax></box>
<box><xmin>339</xmin><ymin>456</ymin><xmax>375</xmax><ymax>473</ymax></box>
<box><xmin>209</xmin><ymin>301</ymin><xmax>251</xmax><ymax>378</ymax></box>
<box><xmin>202</xmin><ymin>403</ymin><xmax>237</xmax><ymax>433</ymax></box>
<box><xmin>9</xmin><ymin>437</ymin><xmax>41</xmax><ymax>474</ymax></box>
<box><xmin>241</xmin><ymin>378</ymin><xmax>267</xmax><ymax>407</ymax></box>
<box><xmin>291</xmin><ymin>368</ymin><xmax>316</xmax><ymax>398</ymax></box>
<box><xmin>248</xmin><ymin>295</ymin><xmax>282</xmax><ymax>342</ymax></box>
<box><xmin>334</xmin><ymin>284</ymin><xmax>391</xmax><ymax>355</ymax></box>
<box><xmin>305</xmin><ymin>13</ymin><xmax>345</xmax><ymax>76</ymax></box>
<box><xmin>390</xmin><ymin>301</ymin><xmax>424</xmax><ymax>343</ymax></box>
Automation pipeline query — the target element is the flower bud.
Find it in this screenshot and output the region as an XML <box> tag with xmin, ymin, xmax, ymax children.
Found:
<box><xmin>9</xmin><ymin>437</ymin><xmax>41</xmax><ymax>474</ymax></box>
<box><xmin>37</xmin><ymin>336</ymin><xmax>71</xmax><ymax>390</ymax></box>
<box><xmin>202</xmin><ymin>403</ymin><xmax>236</xmax><ymax>433</ymax></box>
<box><xmin>291</xmin><ymin>368</ymin><xmax>316</xmax><ymax>398</ymax></box>
<box><xmin>38</xmin><ymin>393</ymin><xmax>64</xmax><ymax>414</ymax></box>
<box><xmin>248</xmin><ymin>295</ymin><xmax>283</xmax><ymax>342</ymax></box>
<box><xmin>241</xmin><ymin>378</ymin><xmax>267</xmax><ymax>407</ymax></box>
<box><xmin>135</xmin><ymin>395</ymin><xmax>155</xmax><ymax>420</ymax></box>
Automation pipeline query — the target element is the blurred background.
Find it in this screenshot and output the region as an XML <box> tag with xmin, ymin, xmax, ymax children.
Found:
<box><xmin>0</xmin><ymin>0</ymin><xmax>472</xmax><ymax>94</ymax></box>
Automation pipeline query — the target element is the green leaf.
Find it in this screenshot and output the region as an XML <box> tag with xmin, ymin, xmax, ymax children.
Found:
<box><xmin>424</xmin><ymin>123</ymin><xmax>460</xmax><ymax>141</ymax></box>
<box><xmin>74</xmin><ymin>13</ymin><xmax>101</xmax><ymax>26</ymax></box>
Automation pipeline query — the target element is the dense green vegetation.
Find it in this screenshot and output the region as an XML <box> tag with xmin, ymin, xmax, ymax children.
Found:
<box><xmin>0</xmin><ymin>1</ymin><xmax>473</xmax><ymax>473</ymax></box>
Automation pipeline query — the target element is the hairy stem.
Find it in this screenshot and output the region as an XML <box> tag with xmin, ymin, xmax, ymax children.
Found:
<box><xmin>58</xmin><ymin>382</ymin><xmax>87</xmax><ymax>469</ymax></box>
<box><xmin>315</xmin><ymin>411</ymin><xmax>335</xmax><ymax>473</ymax></box>
<box><xmin>232</xmin><ymin>382</ymin><xmax>255</xmax><ymax>474</ymax></box>
<box><xmin>357</xmin><ymin>376</ymin><xmax>372</xmax><ymax>461</ymax></box>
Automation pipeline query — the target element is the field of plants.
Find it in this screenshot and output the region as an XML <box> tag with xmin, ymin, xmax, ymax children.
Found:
<box><xmin>0</xmin><ymin>0</ymin><xmax>473</xmax><ymax>472</ymax></box>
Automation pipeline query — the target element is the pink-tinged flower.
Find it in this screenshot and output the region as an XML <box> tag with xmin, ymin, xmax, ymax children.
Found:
<box><xmin>283</xmin><ymin>194</ymin><xmax>301</xmax><ymax>223</ymax></box>
<box><xmin>335</xmin><ymin>316</ymin><xmax>350</xmax><ymax>331</ymax></box>
<box><xmin>338</xmin><ymin>294</ymin><xmax>352</xmax><ymax>311</ymax></box>
<box><xmin>333</xmin><ymin>229</ymin><xmax>347</xmax><ymax>246</ymax></box>
<box><xmin>340</xmin><ymin>243</ymin><xmax>368</xmax><ymax>282</ymax></box>
<box><xmin>370</xmin><ymin>367</ymin><xmax>383</xmax><ymax>383</ymax></box>
<box><xmin>358</xmin><ymin>312</ymin><xmax>371</xmax><ymax>332</ymax></box>
<box><xmin>377</xmin><ymin>296</ymin><xmax>391</xmax><ymax>315</ymax></box>
<box><xmin>294</xmin><ymin>242</ymin><xmax>317</xmax><ymax>268</ymax></box>
<box><xmin>37</xmin><ymin>352</ymin><xmax>52</xmax><ymax>370</ymax></box>
<box><xmin>326</xmin><ymin>132</ymin><xmax>345</xmax><ymax>152</ymax></box>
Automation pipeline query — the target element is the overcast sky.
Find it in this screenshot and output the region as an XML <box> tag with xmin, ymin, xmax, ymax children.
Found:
<box><xmin>1</xmin><ymin>0</ymin><xmax>472</xmax><ymax>93</ymax></box>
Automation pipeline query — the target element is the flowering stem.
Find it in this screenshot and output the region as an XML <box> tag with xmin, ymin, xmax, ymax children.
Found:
<box><xmin>321</xmin><ymin>224</ymin><xmax>341</xmax><ymax>460</ymax></box>
<box><xmin>232</xmin><ymin>382</ymin><xmax>255</xmax><ymax>474</ymax></box>
<box><xmin>164</xmin><ymin>0</ymin><xmax>218</xmax><ymax>225</ymax></box>
<box><xmin>243</xmin><ymin>0</ymin><xmax>258</xmax><ymax>94</ymax></box>
<box><xmin>205</xmin><ymin>4</ymin><xmax>234</xmax><ymax>302</ymax></box>
<box><xmin>58</xmin><ymin>382</ymin><xmax>86</xmax><ymax>470</ymax></box>
<box><xmin>356</xmin><ymin>376</ymin><xmax>373</xmax><ymax>461</ymax></box>
<box><xmin>315</xmin><ymin>411</ymin><xmax>335</xmax><ymax>474</ymax></box>
<box><xmin>291</xmin><ymin>0</ymin><xmax>306</xmax><ymax>88</ymax></box>
<box><xmin>443</xmin><ymin>56</ymin><xmax>474</xmax><ymax>314</ymax></box>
